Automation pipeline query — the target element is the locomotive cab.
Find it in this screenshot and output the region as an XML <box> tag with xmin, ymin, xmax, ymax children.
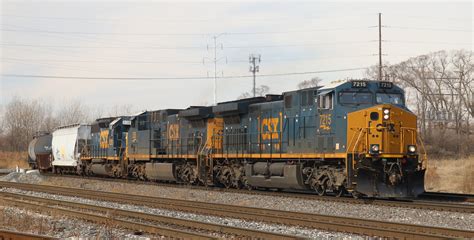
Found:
<box><xmin>343</xmin><ymin>81</ymin><xmax>426</xmax><ymax>198</ymax></box>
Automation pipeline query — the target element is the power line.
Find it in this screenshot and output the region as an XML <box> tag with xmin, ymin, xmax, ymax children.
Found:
<box><xmin>378</xmin><ymin>13</ymin><xmax>383</xmax><ymax>81</ymax></box>
<box><xmin>2</xmin><ymin>57</ymin><xmax>202</xmax><ymax>64</ymax></box>
<box><xmin>385</xmin><ymin>13</ymin><xmax>472</xmax><ymax>22</ymax></box>
<box><xmin>0</xmin><ymin>26</ymin><xmax>369</xmax><ymax>36</ymax></box>
<box><xmin>1</xmin><ymin>67</ymin><xmax>367</xmax><ymax>81</ymax></box>
<box><xmin>2</xmin><ymin>55</ymin><xmax>375</xmax><ymax>65</ymax></box>
<box><xmin>385</xmin><ymin>40</ymin><xmax>472</xmax><ymax>45</ymax></box>
<box><xmin>0</xmin><ymin>41</ymin><xmax>375</xmax><ymax>50</ymax></box>
<box><xmin>0</xmin><ymin>13</ymin><xmax>374</xmax><ymax>23</ymax></box>
<box><xmin>0</xmin><ymin>28</ymin><xmax>208</xmax><ymax>36</ymax></box>
<box><xmin>387</xmin><ymin>26</ymin><xmax>472</xmax><ymax>33</ymax></box>
<box><xmin>0</xmin><ymin>43</ymin><xmax>204</xmax><ymax>49</ymax></box>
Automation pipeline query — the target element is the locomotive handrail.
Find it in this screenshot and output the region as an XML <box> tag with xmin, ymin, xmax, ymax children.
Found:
<box><xmin>350</xmin><ymin>128</ymin><xmax>366</xmax><ymax>169</ymax></box>
<box><xmin>349</xmin><ymin>126</ymin><xmax>426</xmax><ymax>168</ymax></box>
<box><xmin>210</xmin><ymin>130</ymin><xmax>287</xmax><ymax>158</ymax></box>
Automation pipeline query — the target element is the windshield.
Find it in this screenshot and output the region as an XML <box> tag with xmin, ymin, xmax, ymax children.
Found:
<box><xmin>339</xmin><ymin>92</ymin><xmax>373</xmax><ymax>105</ymax></box>
<box><xmin>376</xmin><ymin>93</ymin><xmax>404</xmax><ymax>105</ymax></box>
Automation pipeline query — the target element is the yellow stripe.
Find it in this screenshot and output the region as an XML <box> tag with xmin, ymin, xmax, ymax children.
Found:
<box><xmin>128</xmin><ymin>153</ymin><xmax>346</xmax><ymax>159</ymax></box>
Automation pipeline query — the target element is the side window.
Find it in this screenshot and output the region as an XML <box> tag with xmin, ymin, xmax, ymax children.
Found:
<box><xmin>284</xmin><ymin>95</ymin><xmax>293</xmax><ymax>108</ymax></box>
<box><xmin>138</xmin><ymin>115</ymin><xmax>149</xmax><ymax>131</ymax></box>
<box><xmin>318</xmin><ymin>93</ymin><xmax>333</xmax><ymax>109</ymax></box>
<box><xmin>301</xmin><ymin>91</ymin><xmax>308</xmax><ymax>106</ymax></box>
<box><xmin>307</xmin><ymin>91</ymin><xmax>314</xmax><ymax>106</ymax></box>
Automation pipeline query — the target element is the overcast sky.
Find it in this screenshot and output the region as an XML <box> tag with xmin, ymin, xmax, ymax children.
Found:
<box><xmin>0</xmin><ymin>0</ymin><xmax>472</xmax><ymax>113</ymax></box>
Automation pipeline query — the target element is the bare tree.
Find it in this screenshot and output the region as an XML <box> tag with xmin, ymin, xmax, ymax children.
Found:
<box><xmin>56</xmin><ymin>100</ymin><xmax>90</xmax><ymax>126</ymax></box>
<box><xmin>2</xmin><ymin>97</ymin><xmax>48</xmax><ymax>151</ymax></box>
<box><xmin>366</xmin><ymin>50</ymin><xmax>474</xmax><ymax>156</ymax></box>
<box><xmin>238</xmin><ymin>85</ymin><xmax>270</xmax><ymax>99</ymax></box>
<box><xmin>107</xmin><ymin>104</ymin><xmax>135</xmax><ymax>117</ymax></box>
<box><xmin>297</xmin><ymin>77</ymin><xmax>322</xmax><ymax>89</ymax></box>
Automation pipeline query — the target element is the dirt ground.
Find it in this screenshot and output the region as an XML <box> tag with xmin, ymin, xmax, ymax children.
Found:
<box><xmin>425</xmin><ymin>156</ymin><xmax>474</xmax><ymax>194</ymax></box>
<box><xmin>0</xmin><ymin>152</ymin><xmax>29</xmax><ymax>169</ymax></box>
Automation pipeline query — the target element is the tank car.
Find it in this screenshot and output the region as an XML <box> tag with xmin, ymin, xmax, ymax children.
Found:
<box><xmin>27</xmin><ymin>132</ymin><xmax>52</xmax><ymax>170</ymax></box>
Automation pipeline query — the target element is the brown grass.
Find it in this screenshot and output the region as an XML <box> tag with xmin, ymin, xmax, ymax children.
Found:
<box><xmin>425</xmin><ymin>156</ymin><xmax>474</xmax><ymax>194</ymax></box>
<box><xmin>0</xmin><ymin>151</ymin><xmax>29</xmax><ymax>169</ymax></box>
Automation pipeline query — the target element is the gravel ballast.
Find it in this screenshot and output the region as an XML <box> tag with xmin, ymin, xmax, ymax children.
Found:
<box><xmin>0</xmin><ymin>204</ymin><xmax>156</xmax><ymax>239</ymax></box>
<box><xmin>0</xmin><ymin>187</ymin><xmax>361</xmax><ymax>239</ymax></box>
<box><xmin>1</xmin><ymin>172</ymin><xmax>473</xmax><ymax>233</ymax></box>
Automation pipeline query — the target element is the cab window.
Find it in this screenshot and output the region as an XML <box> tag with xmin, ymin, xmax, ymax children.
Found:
<box><xmin>376</xmin><ymin>93</ymin><xmax>404</xmax><ymax>105</ymax></box>
<box><xmin>318</xmin><ymin>92</ymin><xmax>333</xmax><ymax>109</ymax></box>
<box><xmin>339</xmin><ymin>92</ymin><xmax>373</xmax><ymax>105</ymax></box>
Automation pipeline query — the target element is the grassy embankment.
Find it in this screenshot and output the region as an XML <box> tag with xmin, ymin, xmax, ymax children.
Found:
<box><xmin>0</xmin><ymin>151</ymin><xmax>29</xmax><ymax>169</ymax></box>
<box><xmin>425</xmin><ymin>156</ymin><xmax>473</xmax><ymax>194</ymax></box>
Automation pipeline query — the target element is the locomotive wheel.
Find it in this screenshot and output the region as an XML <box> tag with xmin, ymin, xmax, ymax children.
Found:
<box><xmin>181</xmin><ymin>166</ymin><xmax>196</xmax><ymax>185</ymax></box>
<box><xmin>313</xmin><ymin>177</ymin><xmax>328</xmax><ymax>196</ymax></box>
<box><xmin>218</xmin><ymin>168</ymin><xmax>233</xmax><ymax>188</ymax></box>
<box><xmin>315</xmin><ymin>183</ymin><xmax>326</xmax><ymax>196</ymax></box>
<box><xmin>242</xmin><ymin>177</ymin><xmax>253</xmax><ymax>190</ymax></box>
<box><xmin>335</xmin><ymin>186</ymin><xmax>346</xmax><ymax>197</ymax></box>
<box><xmin>351</xmin><ymin>191</ymin><xmax>363</xmax><ymax>199</ymax></box>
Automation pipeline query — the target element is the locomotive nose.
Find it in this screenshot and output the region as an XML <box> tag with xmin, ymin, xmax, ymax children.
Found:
<box><xmin>365</xmin><ymin>104</ymin><xmax>417</xmax><ymax>156</ymax></box>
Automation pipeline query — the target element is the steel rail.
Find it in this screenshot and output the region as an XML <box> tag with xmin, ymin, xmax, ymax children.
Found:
<box><xmin>1</xmin><ymin>181</ymin><xmax>473</xmax><ymax>239</ymax></box>
<box><xmin>0</xmin><ymin>230</ymin><xmax>55</xmax><ymax>240</ymax></box>
<box><xmin>0</xmin><ymin>196</ymin><xmax>214</xmax><ymax>240</ymax></box>
<box><xmin>40</xmin><ymin>173</ymin><xmax>474</xmax><ymax>213</ymax></box>
<box><xmin>419</xmin><ymin>192</ymin><xmax>474</xmax><ymax>203</ymax></box>
<box><xmin>0</xmin><ymin>192</ymin><xmax>302</xmax><ymax>240</ymax></box>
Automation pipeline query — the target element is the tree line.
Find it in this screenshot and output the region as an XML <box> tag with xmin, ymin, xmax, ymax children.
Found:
<box><xmin>366</xmin><ymin>49</ymin><xmax>473</xmax><ymax>157</ymax></box>
<box><xmin>0</xmin><ymin>98</ymin><xmax>134</xmax><ymax>152</ymax></box>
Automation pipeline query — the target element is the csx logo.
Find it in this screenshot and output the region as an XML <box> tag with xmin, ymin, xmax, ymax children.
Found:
<box><xmin>261</xmin><ymin>117</ymin><xmax>279</xmax><ymax>140</ymax></box>
<box><xmin>100</xmin><ymin>130</ymin><xmax>109</xmax><ymax>148</ymax></box>
<box><xmin>168</xmin><ymin>124</ymin><xmax>179</xmax><ymax>140</ymax></box>
<box><xmin>320</xmin><ymin>114</ymin><xmax>332</xmax><ymax>131</ymax></box>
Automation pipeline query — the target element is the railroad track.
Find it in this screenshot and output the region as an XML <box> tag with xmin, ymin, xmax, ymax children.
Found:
<box><xmin>419</xmin><ymin>192</ymin><xmax>474</xmax><ymax>203</ymax></box>
<box><xmin>0</xmin><ymin>230</ymin><xmax>54</xmax><ymax>240</ymax></box>
<box><xmin>1</xmin><ymin>181</ymin><xmax>473</xmax><ymax>239</ymax></box>
<box><xmin>41</xmin><ymin>173</ymin><xmax>474</xmax><ymax>214</ymax></box>
<box><xmin>0</xmin><ymin>192</ymin><xmax>299</xmax><ymax>240</ymax></box>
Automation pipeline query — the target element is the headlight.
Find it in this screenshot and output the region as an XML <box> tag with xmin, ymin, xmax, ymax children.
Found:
<box><xmin>383</xmin><ymin>108</ymin><xmax>390</xmax><ymax>120</ymax></box>
<box><xmin>370</xmin><ymin>144</ymin><xmax>380</xmax><ymax>154</ymax></box>
<box><xmin>408</xmin><ymin>145</ymin><xmax>416</xmax><ymax>154</ymax></box>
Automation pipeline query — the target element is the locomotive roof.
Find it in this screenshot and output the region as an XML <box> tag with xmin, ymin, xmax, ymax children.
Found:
<box><xmin>54</xmin><ymin>123</ymin><xmax>90</xmax><ymax>131</ymax></box>
<box><xmin>179</xmin><ymin>106</ymin><xmax>213</xmax><ymax>120</ymax></box>
<box><xmin>318</xmin><ymin>80</ymin><xmax>348</xmax><ymax>90</ymax></box>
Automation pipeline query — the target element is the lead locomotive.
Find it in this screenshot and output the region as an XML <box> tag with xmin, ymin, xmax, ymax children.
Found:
<box><xmin>30</xmin><ymin>80</ymin><xmax>426</xmax><ymax>198</ymax></box>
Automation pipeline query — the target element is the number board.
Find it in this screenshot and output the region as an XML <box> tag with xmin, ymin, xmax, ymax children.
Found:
<box><xmin>351</xmin><ymin>81</ymin><xmax>368</xmax><ymax>88</ymax></box>
<box><xmin>378</xmin><ymin>82</ymin><xmax>393</xmax><ymax>89</ymax></box>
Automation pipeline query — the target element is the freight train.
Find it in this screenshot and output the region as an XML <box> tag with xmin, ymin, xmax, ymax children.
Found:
<box><xmin>28</xmin><ymin>80</ymin><xmax>426</xmax><ymax>198</ymax></box>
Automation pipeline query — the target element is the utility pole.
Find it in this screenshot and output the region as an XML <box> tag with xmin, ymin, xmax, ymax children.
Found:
<box><xmin>249</xmin><ymin>54</ymin><xmax>261</xmax><ymax>97</ymax></box>
<box><xmin>378</xmin><ymin>12</ymin><xmax>383</xmax><ymax>81</ymax></box>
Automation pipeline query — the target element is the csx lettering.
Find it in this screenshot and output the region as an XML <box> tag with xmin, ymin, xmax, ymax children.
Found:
<box><xmin>168</xmin><ymin>124</ymin><xmax>180</xmax><ymax>140</ymax></box>
<box><xmin>320</xmin><ymin>114</ymin><xmax>332</xmax><ymax>130</ymax></box>
<box><xmin>261</xmin><ymin>117</ymin><xmax>279</xmax><ymax>140</ymax></box>
<box><xmin>100</xmin><ymin>130</ymin><xmax>109</xmax><ymax>148</ymax></box>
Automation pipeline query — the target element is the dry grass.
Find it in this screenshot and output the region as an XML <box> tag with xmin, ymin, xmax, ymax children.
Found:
<box><xmin>425</xmin><ymin>156</ymin><xmax>474</xmax><ymax>194</ymax></box>
<box><xmin>0</xmin><ymin>151</ymin><xmax>29</xmax><ymax>169</ymax></box>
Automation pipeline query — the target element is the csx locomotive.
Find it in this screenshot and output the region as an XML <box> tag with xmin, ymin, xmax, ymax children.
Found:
<box><xmin>30</xmin><ymin>80</ymin><xmax>426</xmax><ymax>198</ymax></box>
